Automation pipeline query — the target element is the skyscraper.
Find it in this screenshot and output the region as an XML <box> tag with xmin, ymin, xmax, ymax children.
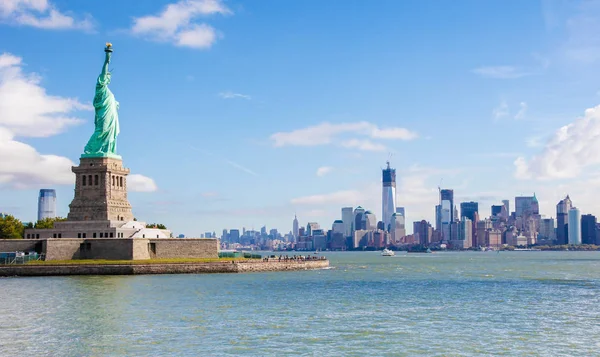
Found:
<box><xmin>460</xmin><ymin>201</ymin><xmax>478</xmax><ymax>221</ymax></box>
<box><xmin>440</xmin><ymin>189</ymin><xmax>454</xmax><ymax>242</ymax></box>
<box><xmin>568</xmin><ymin>207</ymin><xmax>581</xmax><ymax>245</ymax></box>
<box><xmin>539</xmin><ymin>218</ymin><xmax>556</xmax><ymax>242</ymax></box>
<box><xmin>556</xmin><ymin>195</ymin><xmax>572</xmax><ymax>245</ymax></box>
<box><xmin>502</xmin><ymin>200</ymin><xmax>510</xmax><ymax>215</ymax></box>
<box><xmin>363</xmin><ymin>211</ymin><xmax>377</xmax><ymax>230</ymax></box>
<box><xmin>293</xmin><ymin>214</ymin><xmax>299</xmax><ymax>240</ymax></box>
<box><xmin>37</xmin><ymin>189</ymin><xmax>57</xmax><ymax>221</ymax></box>
<box><xmin>581</xmin><ymin>214</ymin><xmax>596</xmax><ymax>245</ymax></box>
<box><xmin>354</xmin><ymin>206</ymin><xmax>366</xmax><ymax>231</ymax></box>
<box><xmin>342</xmin><ymin>207</ymin><xmax>353</xmax><ymax>237</ymax></box>
<box><xmin>382</xmin><ymin>161</ymin><xmax>397</xmax><ymax>231</ymax></box>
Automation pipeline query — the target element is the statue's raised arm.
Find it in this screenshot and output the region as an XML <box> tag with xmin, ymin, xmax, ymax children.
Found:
<box><xmin>83</xmin><ymin>43</ymin><xmax>121</xmax><ymax>159</ymax></box>
<box><xmin>98</xmin><ymin>43</ymin><xmax>112</xmax><ymax>86</ymax></box>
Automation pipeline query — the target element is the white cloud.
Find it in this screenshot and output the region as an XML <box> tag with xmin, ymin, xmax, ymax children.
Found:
<box><xmin>493</xmin><ymin>101</ymin><xmax>509</xmax><ymax>119</ymax></box>
<box><xmin>131</xmin><ymin>0</ymin><xmax>230</xmax><ymax>49</ymax></box>
<box><xmin>0</xmin><ymin>53</ymin><xmax>90</xmax><ymax>137</ymax></box>
<box><xmin>472</xmin><ymin>66</ymin><xmax>531</xmax><ymax>79</ymax></box>
<box><xmin>316</xmin><ymin>166</ymin><xmax>333</xmax><ymax>177</ymax></box>
<box><xmin>0</xmin><ymin>0</ymin><xmax>92</xmax><ymax>30</ymax></box>
<box><xmin>128</xmin><ymin>174</ymin><xmax>158</xmax><ymax>192</ymax></box>
<box><xmin>514</xmin><ymin>102</ymin><xmax>528</xmax><ymax>120</ymax></box>
<box><xmin>270</xmin><ymin>121</ymin><xmax>417</xmax><ymax>151</ymax></box>
<box><xmin>219</xmin><ymin>91</ymin><xmax>251</xmax><ymax>100</ymax></box>
<box><xmin>340</xmin><ymin>139</ymin><xmax>386</xmax><ymax>152</ymax></box>
<box><xmin>515</xmin><ymin>104</ymin><xmax>600</xmax><ymax>180</ymax></box>
<box><xmin>0</xmin><ymin>127</ymin><xmax>74</xmax><ymax>188</ymax></box>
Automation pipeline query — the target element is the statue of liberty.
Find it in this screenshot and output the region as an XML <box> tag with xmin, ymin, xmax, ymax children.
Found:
<box><xmin>82</xmin><ymin>43</ymin><xmax>120</xmax><ymax>159</ymax></box>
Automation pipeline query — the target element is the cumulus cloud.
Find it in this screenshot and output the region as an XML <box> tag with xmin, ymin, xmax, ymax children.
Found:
<box><xmin>0</xmin><ymin>127</ymin><xmax>75</xmax><ymax>188</ymax></box>
<box><xmin>128</xmin><ymin>174</ymin><xmax>159</xmax><ymax>192</ymax></box>
<box><xmin>316</xmin><ymin>166</ymin><xmax>333</xmax><ymax>177</ymax></box>
<box><xmin>131</xmin><ymin>0</ymin><xmax>231</xmax><ymax>49</ymax></box>
<box><xmin>0</xmin><ymin>53</ymin><xmax>90</xmax><ymax>137</ymax></box>
<box><xmin>514</xmin><ymin>104</ymin><xmax>600</xmax><ymax>180</ymax></box>
<box><xmin>270</xmin><ymin>121</ymin><xmax>417</xmax><ymax>151</ymax></box>
<box><xmin>0</xmin><ymin>0</ymin><xmax>92</xmax><ymax>30</ymax></box>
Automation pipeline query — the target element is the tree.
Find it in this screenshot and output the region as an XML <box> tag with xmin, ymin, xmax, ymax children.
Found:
<box><xmin>146</xmin><ymin>223</ymin><xmax>167</xmax><ymax>229</ymax></box>
<box><xmin>0</xmin><ymin>215</ymin><xmax>25</xmax><ymax>239</ymax></box>
<box><xmin>34</xmin><ymin>217</ymin><xmax>67</xmax><ymax>229</ymax></box>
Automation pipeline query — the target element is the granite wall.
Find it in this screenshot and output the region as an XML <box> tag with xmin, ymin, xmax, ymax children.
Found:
<box><xmin>0</xmin><ymin>259</ymin><xmax>330</xmax><ymax>276</ymax></box>
<box><xmin>147</xmin><ymin>239</ymin><xmax>219</xmax><ymax>259</ymax></box>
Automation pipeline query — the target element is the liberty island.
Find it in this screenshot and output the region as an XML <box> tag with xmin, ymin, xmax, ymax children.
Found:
<box><xmin>0</xmin><ymin>44</ymin><xmax>328</xmax><ymax>274</ymax></box>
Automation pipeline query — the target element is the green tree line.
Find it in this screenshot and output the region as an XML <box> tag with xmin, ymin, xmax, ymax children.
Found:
<box><xmin>0</xmin><ymin>215</ymin><xmax>67</xmax><ymax>239</ymax></box>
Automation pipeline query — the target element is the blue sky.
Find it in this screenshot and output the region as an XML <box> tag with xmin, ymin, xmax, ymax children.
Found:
<box><xmin>2</xmin><ymin>0</ymin><xmax>600</xmax><ymax>236</ymax></box>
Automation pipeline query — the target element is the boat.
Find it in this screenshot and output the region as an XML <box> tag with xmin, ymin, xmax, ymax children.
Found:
<box><xmin>381</xmin><ymin>248</ymin><xmax>395</xmax><ymax>256</ymax></box>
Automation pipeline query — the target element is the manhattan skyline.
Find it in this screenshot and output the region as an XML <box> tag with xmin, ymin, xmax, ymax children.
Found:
<box><xmin>2</xmin><ymin>0</ymin><xmax>600</xmax><ymax>236</ymax></box>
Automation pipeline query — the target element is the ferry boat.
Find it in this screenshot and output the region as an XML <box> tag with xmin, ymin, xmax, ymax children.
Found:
<box><xmin>381</xmin><ymin>248</ymin><xmax>395</xmax><ymax>256</ymax></box>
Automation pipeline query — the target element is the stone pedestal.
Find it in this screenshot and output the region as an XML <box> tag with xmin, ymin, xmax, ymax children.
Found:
<box><xmin>67</xmin><ymin>157</ymin><xmax>134</xmax><ymax>222</ymax></box>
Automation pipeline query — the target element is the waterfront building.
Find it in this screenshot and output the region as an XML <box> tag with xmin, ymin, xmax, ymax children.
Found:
<box><xmin>476</xmin><ymin>219</ymin><xmax>492</xmax><ymax>247</ymax></box>
<box><xmin>568</xmin><ymin>207</ymin><xmax>581</xmax><ymax>245</ymax></box>
<box><xmin>515</xmin><ymin>195</ymin><xmax>539</xmax><ymax>218</ymax></box>
<box><xmin>413</xmin><ymin>220</ymin><xmax>433</xmax><ymax>246</ymax></box>
<box><xmin>435</xmin><ymin>205</ymin><xmax>442</xmax><ymax>232</ymax></box>
<box><xmin>293</xmin><ymin>214</ymin><xmax>299</xmax><ymax>241</ymax></box>
<box><xmin>460</xmin><ymin>201</ymin><xmax>478</xmax><ymax>221</ymax></box>
<box><xmin>37</xmin><ymin>189</ymin><xmax>57</xmax><ymax>221</ymax></box>
<box><xmin>539</xmin><ymin>218</ymin><xmax>556</xmax><ymax>243</ymax></box>
<box><xmin>450</xmin><ymin>217</ymin><xmax>472</xmax><ymax>249</ymax></box>
<box><xmin>440</xmin><ymin>189</ymin><xmax>454</xmax><ymax>242</ymax></box>
<box><xmin>306</xmin><ymin>222</ymin><xmax>320</xmax><ymax>236</ymax></box>
<box><xmin>391</xmin><ymin>212</ymin><xmax>406</xmax><ymax>244</ymax></box>
<box><xmin>581</xmin><ymin>214</ymin><xmax>596</xmax><ymax>245</ymax></box>
<box><xmin>332</xmin><ymin>220</ymin><xmax>345</xmax><ymax>234</ymax></box>
<box><xmin>354</xmin><ymin>206</ymin><xmax>366</xmax><ymax>231</ymax></box>
<box><xmin>363</xmin><ymin>211</ymin><xmax>377</xmax><ymax>230</ymax></box>
<box><xmin>556</xmin><ymin>196</ymin><xmax>572</xmax><ymax>245</ymax></box>
<box><xmin>382</xmin><ymin>161</ymin><xmax>397</xmax><ymax>232</ymax></box>
<box><xmin>341</xmin><ymin>207</ymin><xmax>353</xmax><ymax>237</ymax></box>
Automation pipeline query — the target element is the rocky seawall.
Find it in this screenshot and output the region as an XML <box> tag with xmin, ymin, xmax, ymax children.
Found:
<box><xmin>0</xmin><ymin>259</ymin><xmax>330</xmax><ymax>277</ymax></box>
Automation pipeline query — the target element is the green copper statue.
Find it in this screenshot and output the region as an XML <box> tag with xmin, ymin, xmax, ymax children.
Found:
<box><xmin>82</xmin><ymin>43</ymin><xmax>121</xmax><ymax>159</ymax></box>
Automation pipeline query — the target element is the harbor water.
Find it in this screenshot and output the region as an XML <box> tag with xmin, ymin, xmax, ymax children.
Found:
<box><xmin>1</xmin><ymin>251</ymin><xmax>599</xmax><ymax>356</ymax></box>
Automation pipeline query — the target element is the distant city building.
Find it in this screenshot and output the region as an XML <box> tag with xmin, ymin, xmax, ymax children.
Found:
<box><xmin>354</xmin><ymin>206</ymin><xmax>366</xmax><ymax>231</ymax></box>
<box><xmin>396</xmin><ymin>207</ymin><xmax>405</xmax><ymax>216</ymax></box>
<box><xmin>382</xmin><ymin>161</ymin><xmax>397</xmax><ymax>232</ymax></box>
<box><xmin>502</xmin><ymin>199</ymin><xmax>510</xmax><ymax>216</ymax></box>
<box><xmin>363</xmin><ymin>211</ymin><xmax>377</xmax><ymax>230</ymax></box>
<box><xmin>539</xmin><ymin>218</ymin><xmax>556</xmax><ymax>242</ymax></box>
<box><xmin>413</xmin><ymin>220</ymin><xmax>433</xmax><ymax>246</ymax></box>
<box><xmin>568</xmin><ymin>207</ymin><xmax>581</xmax><ymax>245</ymax></box>
<box><xmin>38</xmin><ymin>189</ymin><xmax>57</xmax><ymax>221</ymax></box>
<box><xmin>332</xmin><ymin>220</ymin><xmax>345</xmax><ymax>234</ymax></box>
<box><xmin>460</xmin><ymin>201</ymin><xmax>478</xmax><ymax>221</ymax></box>
<box><xmin>306</xmin><ymin>222</ymin><xmax>320</xmax><ymax>236</ymax></box>
<box><xmin>342</xmin><ymin>207</ymin><xmax>353</xmax><ymax>238</ymax></box>
<box><xmin>556</xmin><ymin>195</ymin><xmax>572</xmax><ymax>245</ymax></box>
<box><xmin>435</xmin><ymin>205</ymin><xmax>442</xmax><ymax>232</ymax></box>
<box><xmin>515</xmin><ymin>194</ymin><xmax>539</xmax><ymax>218</ymax></box>
<box><xmin>581</xmin><ymin>214</ymin><xmax>597</xmax><ymax>245</ymax></box>
<box><xmin>491</xmin><ymin>205</ymin><xmax>503</xmax><ymax>218</ymax></box>
<box><xmin>451</xmin><ymin>217</ymin><xmax>472</xmax><ymax>249</ymax></box>
<box><xmin>205</xmin><ymin>232</ymin><xmax>212</xmax><ymax>238</ymax></box>
<box><xmin>440</xmin><ymin>189</ymin><xmax>454</xmax><ymax>242</ymax></box>
<box><xmin>229</xmin><ymin>229</ymin><xmax>240</xmax><ymax>244</ymax></box>
<box><xmin>177</xmin><ymin>234</ymin><xmax>185</xmax><ymax>238</ymax></box>
<box><xmin>476</xmin><ymin>219</ymin><xmax>492</xmax><ymax>247</ymax></box>
<box><xmin>293</xmin><ymin>214</ymin><xmax>299</xmax><ymax>241</ymax></box>
<box><xmin>391</xmin><ymin>212</ymin><xmax>406</xmax><ymax>244</ymax></box>
<box><xmin>298</xmin><ymin>226</ymin><xmax>306</xmax><ymax>237</ymax></box>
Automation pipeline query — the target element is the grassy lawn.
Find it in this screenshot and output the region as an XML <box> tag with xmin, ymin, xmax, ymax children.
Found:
<box><xmin>24</xmin><ymin>257</ymin><xmax>252</xmax><ymax>265</ymax></box>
